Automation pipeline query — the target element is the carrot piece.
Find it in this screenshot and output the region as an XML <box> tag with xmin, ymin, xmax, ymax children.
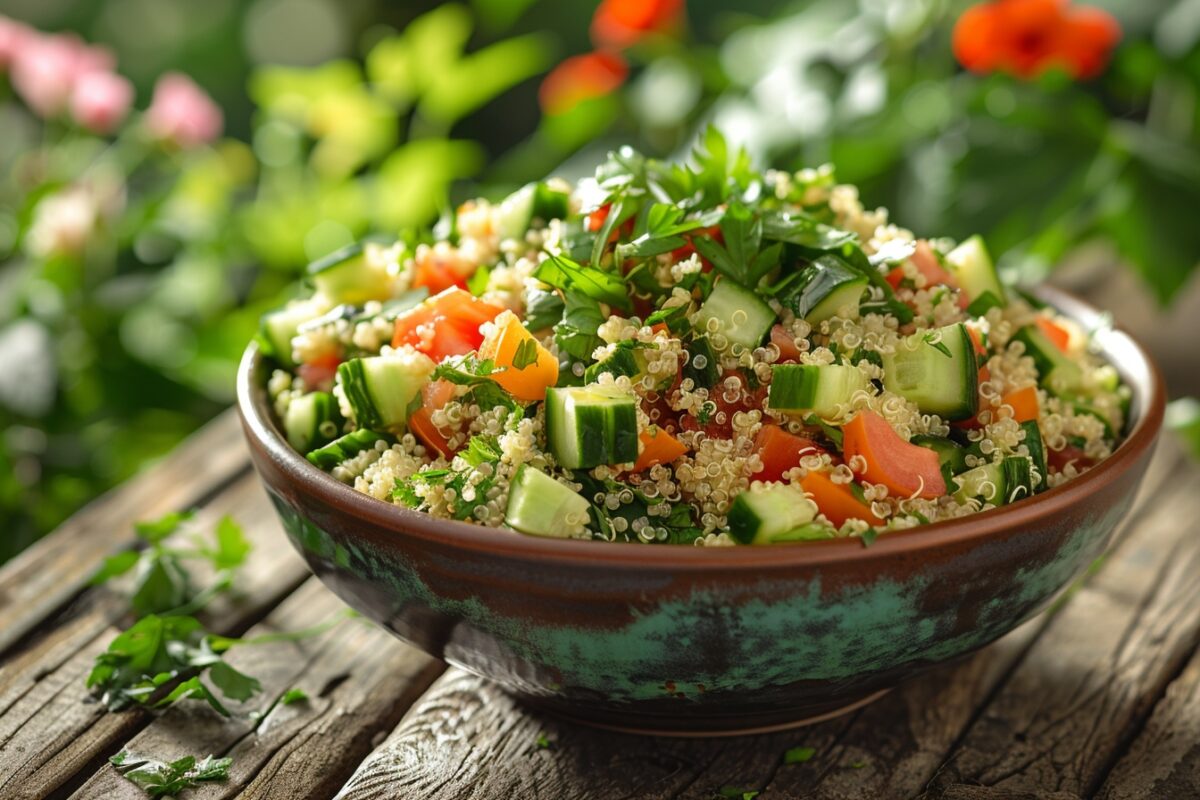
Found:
<box><xmin>770</xmin><ymin>324</ymin><xmax>802</xmax><ymax>362</ymax></box>
<box><xmin>1002</xmin><ymin>385</ymin><xmax>1039</xmax><ymax>423</ymax></box>
<box><xmin>965</xmin><ymin>324</ymin><xmax>988</xmax><ymax>357</ymax></box>
<box><xmin>632</xmin><ymin>427</ymin><xmax>687</xmax><ymax>472</ymax></box>
<box><xmin>800</xmin><ymin>471</ymin><xmax>884</xmax><ymax>527</ymax></box>
<box><xmin>842</xmin><ymin>410</ymin><xmax>946</xmax><ymax>499</ymax></box>
<box><xmin>885</xmin><ymin>266</ymin><xmax>905</xmax><ymax>290</ymax></box>
<box><xmin>479</xmin><ymin>312</ymin><xmax>559</xmax><ymax>402</ymax></box>
<box><xmin>408</xmin><ymin>379</ymin><xmax>458</xmax><ymax>459</ymax></box>
<box><xmin>753</xmin><ymin>424</ymin><xmax>827</xmax><ymax>482</ymax></box>
<box><xmin>1036</xmin><ymin>317</ymin><xmax>1070</xmax><ymax>352</ymax></box>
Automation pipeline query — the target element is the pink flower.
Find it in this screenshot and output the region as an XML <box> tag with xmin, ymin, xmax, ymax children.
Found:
<box><xmin>144</xmin><ymin>72</ymin><xmax>223</xmax><ymax>148</ymax></box>
<box><xmin>9</xmin><ymin>31</ymin><xmax>114</xmax><ymax>117</ymax></box>
<box><xmin>0</xmin><ymin>15</ymin><xmax>33</xmax><ymax>70</ymax></box>
<box><xmin>70</xmin><ymin>70</ymin><xmax>133</xmax><ymax>134</ymax></box>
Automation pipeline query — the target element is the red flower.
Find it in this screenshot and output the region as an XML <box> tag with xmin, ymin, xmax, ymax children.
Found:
<box><xmin>538</xmin><ymin>51</ymin><xmax>628</xmax><ymax>116</ymax></box>
<box><xmin>591</xmin><ymin>0</ymin><xmax>683</xmax><ymax>49</ymax></box>
<box><xmin>953</xmin><ymin>0</ymin><xmax>1121</xmax><ymax>80</ymax></box>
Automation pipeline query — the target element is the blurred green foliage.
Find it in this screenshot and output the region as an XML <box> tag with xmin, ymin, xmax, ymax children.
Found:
<box><xmin>2</xmin><ymin>0</ymin><xmax>1198</xmax><ymax>562</ymax></box>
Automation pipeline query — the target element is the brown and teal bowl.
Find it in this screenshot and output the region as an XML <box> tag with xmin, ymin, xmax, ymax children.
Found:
<box><xmin>236</xmin><ymin>286</ymin><xmax>1164</xmax><ymax>735</ymax></box>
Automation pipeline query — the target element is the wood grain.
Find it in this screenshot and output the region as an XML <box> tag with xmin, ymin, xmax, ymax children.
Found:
<box><xmin>0</xmin><ymin>411</ymin><xmax>249</xmax><ymax>656</ymax></box>
<box><xmin>70</xmin><ymin>579</ymin><xmax>442</xmax><ymax>800</ymax></box>
<box><xmin>0</xmin><ymin>474</ymin><xmax>309</xmax><ymax>800</ymax></box>
<box><xmin>1094</xmin><ymin>644</ymin><xmax>1200</xmax><ymax>800</ymax></box>
<box><xmin>922</xmin><ymin>447</ymin><xmax>1200</xmax><ymax>798</ymax></box>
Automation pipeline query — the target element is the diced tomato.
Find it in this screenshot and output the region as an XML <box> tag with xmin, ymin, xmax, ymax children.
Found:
<box><xmin>1036</xmin><ymin>317</ymin><xmax>1070</xmax><ymax>352</ymax></box>
<box><xmin>392</xmin><ymin>288</ymin><xmax>505</xmax><ymax>362</ymax></box>
<box><xmin>770</xmin><ymin>324</ymin><xmax>802</xmax><ymax>363</ymax></box>
<box><xmin>408</xmin><ymin>379</ymin><xmax>458</xmax><ymax>459</ymax></box>
<box><xmin>800</xmin><ymin>470</ymin><xmax>884</xmax><ymax>527</ymax></box>
<box><xmin>842</xmin><ymin>410</ymin><xmax>946</xmax><ymax>499</ymax></box>
<box><xmin>298</xmin><ymin>351</ymin><xmax>341</xmax><ymax>391</ymax></box>
<box><xmin>753</xmin><ymin>424</ymin><xmax>827</xmax><ymax>482</ymax></box>
<box><xmin>587</xmin><ymin>204</ymin><xmax>611</xmax><ymax>233</ymax></box>
<box><xmin>412</xmin><ymin>256</ymin><xmax>468</xmax><ymax>294</ymax></box>
<box><xmin>680</xmin><ymin>370</ymin><xmax>767</xmax><ymax>439</ymax></box>
<box><xmin>1048</xmin><ymin>443</ymin><xmax>1094</xmax><ymax>473</ymax></box>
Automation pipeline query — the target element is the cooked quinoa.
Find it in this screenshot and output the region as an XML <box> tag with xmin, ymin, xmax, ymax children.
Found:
<box><xmin>258</xmin><ymin>130</ymin><xmax>1129</xmax><ymax>547</ymax></box>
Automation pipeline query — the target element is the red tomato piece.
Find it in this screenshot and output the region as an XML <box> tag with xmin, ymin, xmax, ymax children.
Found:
<box><xmin>392</xmin><ymin>288</ymin><xmax>505</xmax><ymax>362</ymax></box>
<box><xmin>408</xmin><ymin>379</ymin><xmax>458</xmax><ymax>459</ymax></box>
<box><xmin>770</xmin><ymin>324</ymin><xmax>802</xmax><ymax>363</ymax></box>
<box><xmin>298</xmin><ymin>351</ymin><xmax>341</xmax><ymax>391</ymax></box>
<box><xmin>842</xmin><ymin>410</ymin><xmax>946</xmax><ymax>499</ymax></box>
<box><xmin>753</xmin><ymin>424</ymin><xmax>827</xmax><ymax>482</ymax></box>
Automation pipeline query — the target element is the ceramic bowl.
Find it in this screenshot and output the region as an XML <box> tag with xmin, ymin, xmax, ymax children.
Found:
<box><xmin>236</xmin><ymin>286</ymin><xmax>1164</xmax><ymax>735</ymax></box>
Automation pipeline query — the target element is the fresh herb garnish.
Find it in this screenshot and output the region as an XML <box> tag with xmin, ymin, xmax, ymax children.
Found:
<box><xmin>860</xmin><ymin>527</ymin><xmax>879</xmax><ymax>548</ymax></box>
<box><xmin>534</xmin><ymin>253</ymin><xmax>631</xmax><ymax>312</ymax></box>
<box><xmin>535</xmin><ymin>733</ymin><xmax>553</xmax><ymax>750</ymax></box>
<box><xmin>923</xmin><ymin>332</ymin><xmax>953</xmax><ymax>358</ymax></box>
<box><xmin>511</xmin><ymin>338</ymin><xmax>540</xmax><ymax>370</ymax></box>
<box><xmin>280</xmin><ymin>687</ymin><xmax>309</xmax><ymax>705</ymax></box>
<box><xmin>110</xmin><ymin>750</ymin><xmax>232</xmax><ymax>798</ymax></box>
<box><xmin>784</xmin><ymin>745</ymin><xmax>817</xmax><ymax>764</ymax></box>
<box><xmin>398</xmin><ymin>434</ymin><xmax>504</xmax><ymax>520</ymax></box>
<box><xmin>90</xmin><ymin>512</ymin><xmax>250</xmax><ymax>618</ymax></box>
<box><xmin>716</xmin><ymin>788</ymin><xmax>760</xmax><ymax>800</ymax></box>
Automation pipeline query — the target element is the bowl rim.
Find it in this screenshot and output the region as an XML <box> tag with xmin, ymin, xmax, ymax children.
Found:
<box><xmin>237</xmin><ymin>284</ymin><xmax>1166</xmax><ymax>571</ymax></box>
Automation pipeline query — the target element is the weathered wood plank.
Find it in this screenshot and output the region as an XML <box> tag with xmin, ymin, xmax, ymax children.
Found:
<box><xmin>1094</xmin><ymin>644</ymin><xmax>1200</xmax><ymax>800</ymax></box>
<box><xmin>922</xmin><ymin>449</ymin><xmax>1200</xmax><ymax>798</ymax></box>
<box><xmin>0</xmin><ymin>473</ymin><xmax>310</xmax><ymax>800</ymax></box>
<box><xmin>334</xmin><ymin>442</ymin><xmax>1187</xmax><ymax>800</ymax></box>
<box><xmin>70</xmin><ymin>579</ymin><xmax>442</xmax><ymax>800</ymax></box>
<box><xmin>0</xmin><ymin>410</ymin><xmax>249</xmax><ymax>655</ymax></box>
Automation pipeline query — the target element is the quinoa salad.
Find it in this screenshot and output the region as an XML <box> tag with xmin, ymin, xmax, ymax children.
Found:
<box><xmin>258</xmin><ymin>129</ymin><xmax>1129</xmax><ymax>547</ymax></box>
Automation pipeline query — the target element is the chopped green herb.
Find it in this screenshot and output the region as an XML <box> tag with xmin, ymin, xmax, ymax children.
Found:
<box><xmin>110</xmin><ymin>750</ymin><xmax>231</xmax><ymax>798</ymax></box>
<box><xmin>784</xmin><ymin>745</ymin><xmax>817</xmax><ymax>764</ymax></box>
<box><xmin>860</xmin><ymin>527</ymin><xmax>879</xmax><ymax>548</ymax></box>
<box><xmin>716</xmin><ymin>788</ymin><xmax>759</xmax><ymax>800</ymax></box>
<box><xmin>535</xmin><ymin>733</ymin><xmax>553</xmax><ymax>749</ymax></box>
<box><xmin>923</xmin><ymin>332</ymin><xmax>953</xmax><ymax>358</ymax></box>
<box><xmin>533</xmin><ymin>253</ymin><xmax>631</xmax><ymax>312</ymax></box>
<box><xmin>280</xmin><ymin>688</ymin><xmax>309</xmax><ymax>705</ymax></box>
<box><xmin>511</xmin><ymin>337</ymin><xmax>540</xmax><ymax>370</ymax></box>
<box><xmin>850</xmin><ymin>760</ymin><xmax>868</xmax><ymax>769</ymax></box>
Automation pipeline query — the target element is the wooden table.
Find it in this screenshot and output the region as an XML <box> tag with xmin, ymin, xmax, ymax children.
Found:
<box><xmin>2</xmin><ymin>410</ymin><xmax>1198</xmax><ymax>800</ymax></box>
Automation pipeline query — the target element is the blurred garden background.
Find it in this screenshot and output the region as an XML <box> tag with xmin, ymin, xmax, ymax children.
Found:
<box><xmin>1</xmin><ymin>0</ymin><xmax>1198</xmax><ymax>562</ymax></box>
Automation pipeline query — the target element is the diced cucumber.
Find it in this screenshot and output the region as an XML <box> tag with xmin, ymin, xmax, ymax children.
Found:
<box><xmin>494</xmin><ymin>182</ymin><xmax>571</xmax><ymax>241</ymax></box>
<box><xmin>912</xmin><ymin>434</ymin><xmax>968</xmax><ymax>485</ymax></box>
<box><xmin>767</xmin><ymin>522</ymin><xmax>837</xmax><ymax>544</ymax></box>
<box><xmin>309</xmin><ymin>241</ymin><xmax>394</xmax><ymax>305</ymax></box>
<box><xmin>306</xmin><ymin>428</ymin><xmax>391</xmax><ymax>471</ymax></box>
<box><xmin>953</xmin><ymin>456</ymin><xmax>1034</xmax><ymax>507</ymax></box>
<box><xmin>1011</xmin><ymin>325</ymin><xmax>1083</xmax><ymax>397</ymax></box>
<box><xmin>882</xmin><ymin>323</ymin><xmax>979</xmax><ymax>421</ymax></box>
<box><xmin>768</xmin><ymin>364</ymin><xmax>871</xmax><ymax>418</ymax></box>
<box><xmin>284</xmin><ymin>391</ymin><xmax>342</xmax><ymax>453</ymax></box>
<box><xmin>545</xmin><ymin>385</ymin><xmax>639</xmax><ymax>469</ymax></box>
<box><xmin>683</xmin><ymin>335</ymin><xmax>719</xmax><ymax>389</ymax></box>
<box><xmin>726</xmin><ymin>484</ymin><xmax>816</xmax><ymax>545</ymax></box>
<box><xmin>259</xmin><ymin>298</ymin><xmax>329</xmax><ymax>367</ymax></box>
<box><xmin>1019</xmin><ymin>420</ymin><xmax>1048</xmax><ymax>492</ymax></box>
<box><xmin>584</xmin><ymin>346</ymin><xmax>642</xmax><ymax>384</ymax></box>
<box><xmin>336</xmin><ymin>351</ymin><xmax>435</xmax><ymax>430</ymax></box>
<box><xmin>693</xmin><ymin>279</ymin><xmax>776</xmax><ymax>352</ymax></box>
<box><xmin>504</xmin><ymin>464</ymin><xmax>590</xmax><ymax>537</ymax></box>
<box><xmin>945</xmin><ymin>235</ymin><xmax>1006</xmax><ymax>316</ymax></box>
<box><xmin>778</xmin><ymin>256</ymin><xmax>869</xmax><ymax>323</ymax></box>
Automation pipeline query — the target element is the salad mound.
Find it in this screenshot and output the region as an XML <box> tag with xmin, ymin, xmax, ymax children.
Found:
<box><xmin>259</xmin><ymin>129</ymin><xmax>1128</xmax><ymax>547</ymax></box>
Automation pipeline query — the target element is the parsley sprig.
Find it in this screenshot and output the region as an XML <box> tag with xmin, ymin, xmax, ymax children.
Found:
<box><xmin>109</xmin><ymin>750</ymin><xmax>232</xmax><ymax>797</ymax></box>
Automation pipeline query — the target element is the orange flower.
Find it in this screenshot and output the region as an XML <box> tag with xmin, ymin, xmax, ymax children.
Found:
<box><xmin>538</xmin><ymin>51</ymin><xmax>628</xmax><ymax>116</ymax></box>
<box><xmin>591</xmin><ymin>0</ymin><xmax>683</xmax><ymax>49</ymax></box>
<box><xmin>953</xmin><ymin>0</ymin><xmax>1121</xmax><ymax>80</ymax></box>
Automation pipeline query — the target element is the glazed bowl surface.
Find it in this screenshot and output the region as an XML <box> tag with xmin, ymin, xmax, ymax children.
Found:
<box><xmin>236</xmin><ymin>286</ymin><xmax>1164</xmax><ymax>735</ymax></box>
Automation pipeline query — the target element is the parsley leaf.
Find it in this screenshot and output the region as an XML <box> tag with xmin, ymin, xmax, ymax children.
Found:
<box><xmin>511</xmin><ymin>338</ymin><xmax>540</xmax><ymax>370</ymax></box>
<box><xmin>923</xmin><ymin>332</ymin><xmax>953</xmax><ymax>358</ymax></box>
<box><xmin>92</xmin><ymin>512</ymin><xmax>252</xmax><ymax>618</ymax></box>
<box><xmin>554</xmin><ymin>290</ymin><xmax>606</xmax><ymax>362</ymax></box>
<box><xmin>860</xmin><ymin>527</ymin><xmax>879</xmax><ymax>548</ymax></box>
<box><xmin>523</xmin><ymin>287</ymin><xmax>565</xmax><ymax>332</ymax></box>
<box><xmin>784</xmin><ymin>746</ymin><xmax>817</xmax><ymax>764</ymax></box>
<box><xmin>534</xmin><ymin>254</ymin><xmax>631</xmax><ymax>312</ymax></box>
<box><xmin>110</xmin><ymin>750</ymin><xmax>232</xmax><ymax>798</ymax></box>
<box><xmin>644</xmin><ymin>303</ymin><xmax>691</xmax><ymax>334</ymax></box>
<box><xmin>280</xmin><ymin>688</ymin><xmax>309</xmax><ymax>705</ymax></box>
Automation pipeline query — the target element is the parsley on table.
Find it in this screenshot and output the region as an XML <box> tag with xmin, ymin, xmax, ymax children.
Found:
<box><xmin>783</xmin><ymin>745</ymin><xmax>817</xmax><ymax>764</ymax></box>
<box><xmin>716</xmin><ymin>788</ymin><xmax>759</xmax><ymax>800</ymax></box>
<box><xmin>110</xmin><ymin>750</ymin><xmax>231</xmax><ymax>798</ymax></box>
<box><xmin>280</xmin><ymin>688</ymin><xmax>309</xmax><ymax>705</ymax></box>
<box><xmin>90</xmin><ymin>511</ymin><xmax>251</xmax><ymax>618</ymax></box>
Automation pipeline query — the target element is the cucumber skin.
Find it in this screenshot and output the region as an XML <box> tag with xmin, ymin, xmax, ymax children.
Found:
<box><xmin>1011</xmin><ymin>326</ymin><xmax>1082</xmax><ymax>397</ymax></box>
<box><xmin>306</xmin><ymin>428</ymin><xmax>390</xmax><ymax>470</ymax></box>
<box><xmin>684</xmin><ymin>336</ymin><xmax>719</xmax><ymax>388</ymax></box>
<box><xmin>544</xmin><ymin>386</ymin><xmax>638</xmax><ymax>469</ymax></box>
<box><xmin>1020</xmin><ymin>420</ymin><xmax>1048</xmax><ymax>491</ymax></box>
<box><xmin>882</xmin><ymin>323</ymin><xmax>978</xmax><ymax>421</ymax></box>
<box><xmin>779</xmin><ymin>256</ymin><xmax>868</xmax><ymax>322</ymax></box>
